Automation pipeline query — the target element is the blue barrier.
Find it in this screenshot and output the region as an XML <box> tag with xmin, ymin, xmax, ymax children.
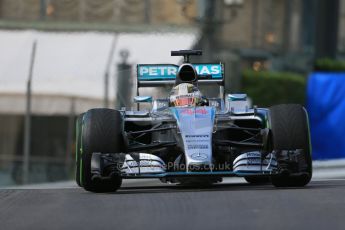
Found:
<box><xmin>307</xmin><ymin>72</ymin><xmax>345</xmax><ymax>160</ymax></box>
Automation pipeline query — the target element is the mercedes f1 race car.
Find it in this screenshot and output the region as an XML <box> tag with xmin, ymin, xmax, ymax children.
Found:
<box><xmin>75</xmin><ymin>50</ymin><xmax>312</xmax><ymax>192</ymax></box>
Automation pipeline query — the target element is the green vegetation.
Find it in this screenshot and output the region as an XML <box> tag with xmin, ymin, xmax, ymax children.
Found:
<box><xmin>314</xmin><ymin>58</ymin><xmax>345</xmax><ymax>71</ymax></box>
<box><xmin>242</xmin><ymin>70</ymin><xmax>306</xmax><ymax>107</ymax></box>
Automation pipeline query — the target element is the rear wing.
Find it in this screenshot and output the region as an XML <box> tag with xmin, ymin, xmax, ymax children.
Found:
<box><xmin>137</xmin><ymin>63</ymin><xmax>224</xmax><ymax>87</ymax></box>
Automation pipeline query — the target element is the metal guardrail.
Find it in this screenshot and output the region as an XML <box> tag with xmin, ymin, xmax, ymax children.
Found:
<box><xmin>313</xmin><ymin>159</ymin><xmax>345</xmax><ymax>179</ymax></box>
<box><xmin>313</xmin><ymin>159</ymin><xmax>345</xmax><ymax>169</ymax></box>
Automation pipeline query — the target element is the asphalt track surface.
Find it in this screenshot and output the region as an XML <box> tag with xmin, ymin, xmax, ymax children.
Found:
<box><xmin>1</xmin><ymin>178</ymin><xmax>345</xmax><ymax>230</ymax></box>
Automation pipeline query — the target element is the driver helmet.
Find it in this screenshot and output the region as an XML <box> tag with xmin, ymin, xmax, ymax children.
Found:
<box><xmin>170</xmin><ymin>83</ymin><xmax>202</xmax><ymax>107</ymax></box>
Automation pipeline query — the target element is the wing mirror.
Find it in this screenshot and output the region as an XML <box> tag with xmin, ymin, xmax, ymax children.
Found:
<box><xmin>133</xmin><ymin>96</ymin><xmax>152</xmax><ymax>103</ymax></box>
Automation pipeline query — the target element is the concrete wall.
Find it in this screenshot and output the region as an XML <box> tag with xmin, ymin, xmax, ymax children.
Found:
<box><xmin>0</xmin><ymin>114</ymin><xmax>74</xmax><ymax>185</ymax></box>
<box><xmin>0</xmin><ymin>93</ymin><xmax>104</xmax><ymax>115</ymax></box>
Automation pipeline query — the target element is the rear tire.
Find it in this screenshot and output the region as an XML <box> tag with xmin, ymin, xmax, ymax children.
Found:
<box><xmin>244</xmin><ymin>176</ymin><xmax>270</xmax><ymax>184</ymax></box>
<box><xmin>269</xmin><ymin>104</ymin><xmax>312</xmax><ymax>187</ymax></box>
<box><xmin>79</xmin><ymin>109</ymin><xmax>125</xmax><ymax>192</ymax></box>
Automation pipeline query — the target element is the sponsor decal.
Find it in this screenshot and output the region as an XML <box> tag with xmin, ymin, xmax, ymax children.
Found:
<box><xmin>194</xmin><ymin>64</ymin><xmax>221</xmax><ymax>76</ymax></box>
<box><xmin>190</xmin><ymin>153</ymin><xmax>208</xmax><ymax>160</ymax></box>
<box><xmin>139</xmin><ymin>66</ymin><xmax>177</xmax><ymax>76</ymax></box>
<box><xmin>188</xmin><ymin>145</ymin><xmax>208</xmax><ymax>149</ymax></box>
<box><xmin>246</xmin><ymin>152</ymin><xmax>261</xmax><ymax>157</ymax></box>
<box><xmin>180</xmin><ymin>108</ymin><xmax>209</xmax><ymax>115</ymax></box>
<box><xmin>124</xmin><ymin>160</ymin><xmax>166</xmax><ymax>170</ymax></box>
<box><xmin>138</xmin><ymin>64</ymin><xmax>223</xmax><ymax>80</ymax></box>
<box><xmin>246</xmin><ymin>158</ymin><xmax>261</xmax><ymax>164</ymax></box>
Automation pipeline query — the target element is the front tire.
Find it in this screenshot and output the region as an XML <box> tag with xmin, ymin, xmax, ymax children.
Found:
<box><xmin>79</xmin><ymin>109</ymin><xmax>125</xmax><ymax>192</ymax></box>
<box><xmin>269</xmin><ymin>104</ymin><xmax>312</xmax><ymax>187</ymax></box>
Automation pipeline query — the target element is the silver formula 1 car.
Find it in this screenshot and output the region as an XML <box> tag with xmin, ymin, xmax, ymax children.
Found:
<box><xmin>75</xmin><ymin>50</ymin><xmax>312</xmax><ymax>192</ymax></box>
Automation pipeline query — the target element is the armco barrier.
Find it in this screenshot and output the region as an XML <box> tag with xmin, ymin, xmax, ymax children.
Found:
<box><xmin>307</xmin><ymin>72</ymin><xmax>345</xmax><ymax>160</ymax></box>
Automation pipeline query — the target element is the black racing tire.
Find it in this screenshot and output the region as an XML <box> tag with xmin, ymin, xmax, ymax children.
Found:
<box><xmin>244</xmin><ymin>176</ymin><xmax>270</xmax><ymax>184</ymax></box>
<box><xmin>75</xmin><ymin>113</ymin><xmax>84</xmax><ymax>187</ymax></box>
<box><xmin>269</xmin><ymin>104</ymin><xmax>312</xmax><ymax>187</ymax></box>
<box><xmin>79</xmin><ymin>108</ymin><xmax>125</xmax><ymax>192</ymax></box>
